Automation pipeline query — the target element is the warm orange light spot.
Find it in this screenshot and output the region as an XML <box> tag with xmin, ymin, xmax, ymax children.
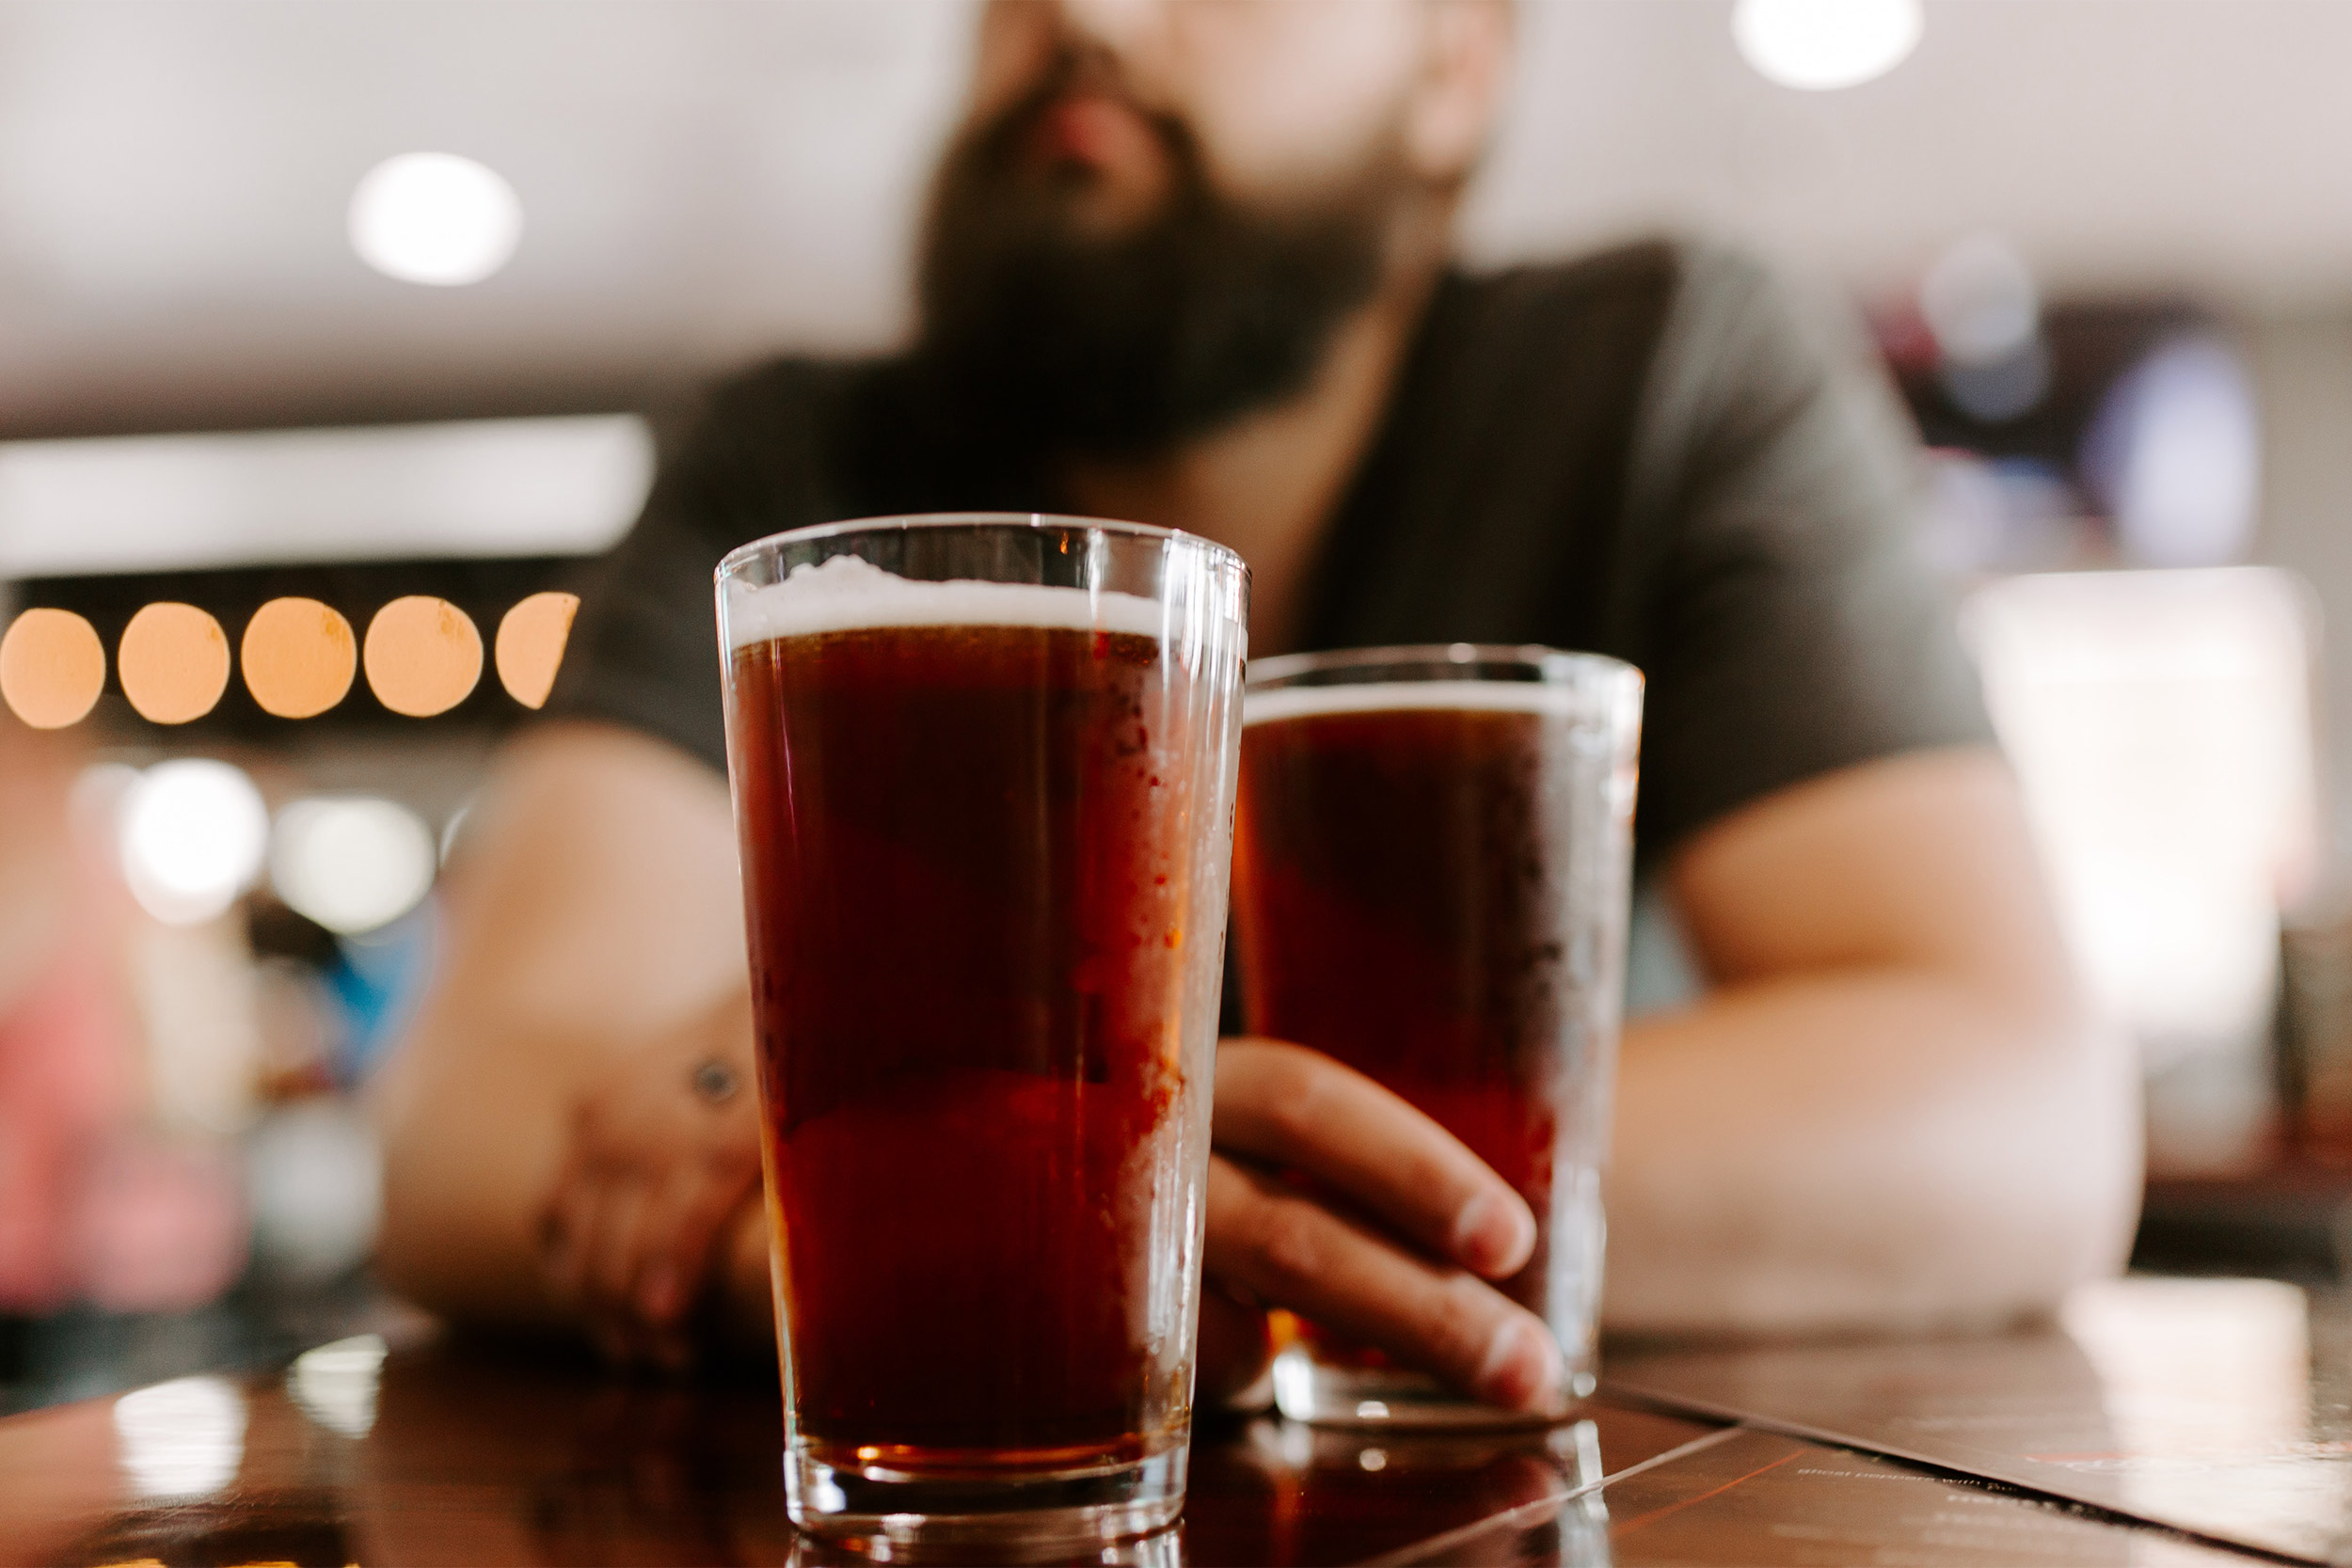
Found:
<box><xmin>364</xmin><ymin>596</ymin><xmax>481</xmax><ymax>718</ymax></box>
<box><xmin>494</xmin><ymin>591</ymin><xmax>580</xmax><ymax>709</ymax></box>
<box><xmin>119</xmin><ymin>603</ymin><xmax>230</xmax><ymax>725</ymax></box>
<box><xmin>0</xmin><ymin>609</ymin><xmax>106</xmax><ymax>729</ymax></box>
<box><xmin>241</xmin><ymin>597</ymin><xmax>357</xmax><ymax>720</ymax></box>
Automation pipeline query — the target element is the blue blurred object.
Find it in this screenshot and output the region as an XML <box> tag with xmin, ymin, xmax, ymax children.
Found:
<box><xmin>320</xmin><ymin>901</ymin><xmax>437</xmax><ymax>1086</ymax></box>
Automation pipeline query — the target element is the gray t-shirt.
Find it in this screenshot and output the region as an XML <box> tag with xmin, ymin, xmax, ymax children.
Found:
<box><xmin>551</xmin><ymin>239</ymin><xmax>1991</xmax><ymax>864</ymax></box>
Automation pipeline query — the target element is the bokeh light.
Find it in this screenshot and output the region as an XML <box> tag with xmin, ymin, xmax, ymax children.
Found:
<box><xmin>348</xmin><ymin>152</ymin><xmax>523</xmax><ymax>287</ymax></box>
<box><xmin>113</xmin><ymin>1376</ymin><xmax>247</xmax><ymax>1498</ymax></box>
<box><xmin>363</xmin><ymin>595</ymin><xmax>482</xmax><ymax>717</ymax></box>
<box><xmin>1732</xmin><ymin>0</ymin><xmax>1923</xmax><ymax>91</ymax></box>
<box><xmin>242</xmin><ymin>596</ymin><xmax>358</xmax><ymax>719</ymax></box>
<box><xmin>2085</xmin><ymin>336</ymin><xmax>2263</xmax><ymax>568</ymax></box>
<box><xmin>1921</xmin><ymin>232</ymin><xmax>2050</xmax><ymax>422</ymax></box>
<box><xmin>119</xmin><ymin>602</ymin><xmax>230</xmax><ymax>725</ymax></box>
<box><xmin>8</xmin><ymin>592</ymin><xmax>569</xmax><ymax>727</ymax></box>
<box><xmin>287</xmin><ymin>1334</ymin><xmax>387</xmax><ymax>1439</ymax></box>
<box><xmin>270</xmin><ymin>796</ymin><xmax>438</xmax><ymax>934</ymax></box>
<box><xmin>1920</xmin><ymin>232</ymin><xmax>2040</xmax><ymax>365</ymax></box>
<box><xmin>119</xmin><ymin>759</ymin><xmax>270</xmax><ymax>926</ymax></box>
<box><xmin>248</xmin><ymin>1109</ymin><xmax>384</xmax><ymax>1288</ymax></box>
<box><xmin>0</xmin><ymin>608</ymin><xmax>106</xmax><ymax>728</ymax></box>
<box><xmin>71</xmin><ymin>761</ymin><xmax>138</xmax><ymax>842</ymax></box>
<box><xmin>494</xmin><ymin>590</ymin><xmax>579</xmax><ymax>708</ymax></box>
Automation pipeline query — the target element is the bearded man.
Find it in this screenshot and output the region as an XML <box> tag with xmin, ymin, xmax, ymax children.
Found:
<box><xmin>375</xmin><ymin>0</ymin><xmax>2137</xmax><ymax>1416</ymax></box>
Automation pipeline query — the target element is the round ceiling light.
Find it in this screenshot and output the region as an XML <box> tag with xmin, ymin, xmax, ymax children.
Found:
<box><xmin>1732</xmin><ymin>0</ymin><xmax>1924</xmax><ymax>91</ymax></box>
<box><xmin>348</xmin><ymin>152</ymin><xmax>523</xmax><ymax>287</ymax></box>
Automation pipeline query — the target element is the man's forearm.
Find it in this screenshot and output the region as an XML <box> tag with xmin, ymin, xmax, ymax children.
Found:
<box><xmin>1602</xmin><ymin>969</ymin><xmax>2140</xmax><ymax>1338</ymax></box>
<box><xmin>371</xmin><ymin>725</ymin><xmax>751</xmax><ymax>1341</ymax></box>
<box><xmin>374</xmin><ymin>1014</ymin><xmax>579</xmax><ymax>1332</ymax></box>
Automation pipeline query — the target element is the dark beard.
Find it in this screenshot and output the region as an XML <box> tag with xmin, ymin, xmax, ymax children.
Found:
<box><xmin>913</xmin><ymin>72</ymin><xmax>1407</xmax><ymax>460</ymax></box>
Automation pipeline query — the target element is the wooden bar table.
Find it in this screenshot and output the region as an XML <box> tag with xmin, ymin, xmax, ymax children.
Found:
<box><xmin>0</xmin><ymin>1276</ymin><xmax>2335</xmax><ymax>1565</ymax></box>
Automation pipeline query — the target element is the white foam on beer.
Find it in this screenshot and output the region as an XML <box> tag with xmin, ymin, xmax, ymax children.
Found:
<box><xmin>724</xmin><ymin>553</ymin><xmax>1167</xmax><ymax>649</ymax></box>
<box><xmin>1244</xmin><ymin>681</ymin><xmax>1586</xmax><ymax>726</ymax></box>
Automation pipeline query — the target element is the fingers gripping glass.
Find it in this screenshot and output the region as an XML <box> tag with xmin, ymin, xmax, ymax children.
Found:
<box><xmin>1231</xmin><ymin>644</ymin><xmax>1642</xmax><ymax>1428</ymax></box>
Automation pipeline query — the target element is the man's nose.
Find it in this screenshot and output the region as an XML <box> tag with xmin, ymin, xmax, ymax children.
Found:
<box><xmin>1046</xmin><ymin>0</ymin><xmax>1166</xmax><ymax>59</ymax></box>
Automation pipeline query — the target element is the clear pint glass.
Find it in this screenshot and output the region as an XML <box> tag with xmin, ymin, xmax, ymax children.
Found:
<box><xmin>715</xmin><ymin>515</ymin><xmax>1248</xmax><ymax>1550</ymax></box>
<box><xmin>1232</xmin><ymin>645</ymin><xmax>1642</xmax><ymax>1428</ymax></box>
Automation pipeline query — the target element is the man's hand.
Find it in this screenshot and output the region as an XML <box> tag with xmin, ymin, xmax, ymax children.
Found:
<box><xmin>1199</xmin><ymin>1038</ymin><xmax>1563</xmax><ymax>1416</ymax></box>
<box><xmin>533</xmin><ymin>985</ymin><xmax>1563</xmax><ymax>1409</ymax></box>
<box><xmin>538</xmin><ymin>990</ymin><xmax>763</xmax><ymax>1369</ymax></box>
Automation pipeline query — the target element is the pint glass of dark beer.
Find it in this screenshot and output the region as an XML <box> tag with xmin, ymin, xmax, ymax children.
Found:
<box><xmin>1232</xmin><ymin>646</ymin><xmax>1642</xmax><ymax>1428</ymax></box>
<box><xmin>716</xmin><ymin>515</ymin><xmax>1248</xmax><ymax>1549</ymax></box>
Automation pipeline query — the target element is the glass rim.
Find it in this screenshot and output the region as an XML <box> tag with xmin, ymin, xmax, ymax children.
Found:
<box><xmin>1247</xmin><ymin>641</ymin><xmax>1641</xmax><ymax>689</ymax></box>
<box><xmin>715</xmin><ymin>510</ymin><xmax>1242</xmax><ymax>582</ymax></box>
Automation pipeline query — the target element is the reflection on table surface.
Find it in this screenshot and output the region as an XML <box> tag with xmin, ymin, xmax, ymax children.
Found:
<box><xmin>0</xmin><ymin>1275</ymin><xmax>2336</xmax><ymax>1566</ymax></box>
<box><xmin>1613</xmin><ymin>1276</ymin><xmax>2352</xmax><ymax>1563</ymax></box>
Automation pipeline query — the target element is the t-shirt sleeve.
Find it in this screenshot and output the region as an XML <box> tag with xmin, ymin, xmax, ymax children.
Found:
<box><xmin>544</xmin><ymin>363</ymin><xmax>851</xmax><ymax>773</ymax></box>
<box><xmin>1618</xmin><ymin>244</ymin><xmax>1994</xmax><ymax>857</ymax></box>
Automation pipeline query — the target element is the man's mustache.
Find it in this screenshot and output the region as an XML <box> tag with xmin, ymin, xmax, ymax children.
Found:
<box><xmin>958</xmin><ymin>47</ymin><xmax>1190</xmax><ymax>180</ymax></box>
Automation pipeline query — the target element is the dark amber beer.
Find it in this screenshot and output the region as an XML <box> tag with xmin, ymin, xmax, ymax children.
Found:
<box><xmin>717</xmin><ymin>518</ymin><xmax>1245</xmax><ymax>1549</ymax></box>
<box><xmin>1231</xmin><ymin>649</ymin><xmax>1641</xmax><ymax>1427</ymax></box>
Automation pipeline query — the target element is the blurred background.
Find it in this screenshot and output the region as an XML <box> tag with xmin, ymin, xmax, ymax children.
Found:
<box><xmin>0</xmin><ymin>0</ymin><xmax>2347</xmax><ymax>1408</ymax></box>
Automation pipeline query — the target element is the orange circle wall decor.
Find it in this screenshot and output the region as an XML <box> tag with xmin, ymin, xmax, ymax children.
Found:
<box><xmin>242</xmin><ymin>597</ymin><xmax>358</xmax><ymax>719</ymax></box>
<box><xmin>0</xmin><ymin>609</ymin><xmax>107</xmax><ymax>729</ymax></box>
<box><xmin>119</xmin><ymin>603</ymin><xmax>231</xmax><ymax>725</ymax></box>
<box><xmin>363</xmin><ymin>596</ymin><xmax>482</xmax><ymax>718</ymax></box>
<box><xmin>494</xmin><ymin>591</ymin><xmax>580</xmax><ymax>710</ymax></box>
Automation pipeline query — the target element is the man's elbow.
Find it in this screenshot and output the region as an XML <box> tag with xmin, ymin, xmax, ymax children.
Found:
<box><xmin>369</xmin><ymin>1101</ymin><xmax>472</xmax><ymax>1318</ymax></box>
<box><xmin>372</xmin><ymin>1150</ymin><xmax>560</xmax><ymax>1332</ymax></box>
<box><xmin>366</xmin><ymin>1045</ymin><xmax>562</xmax><ymax>1331</ymax></box>
<box><xmin>371</xmin><ymin>1139</ymin><xmax>451</xmax><ymax>1311</ymax></box>
<box><xmin>1964</xmin><ymin>998</ymin><xmax>2144</xmax><ymax>1323</ymax></box>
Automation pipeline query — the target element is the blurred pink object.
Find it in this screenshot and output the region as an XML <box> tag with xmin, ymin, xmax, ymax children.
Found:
<box><xmin>0</xmin><ymin>927</ymin><xmax>135</xmax><ymax>1310</ymax></box>
<box><xmin>73</xmin><ymin>1137</ymin><xmax>247</xmax><ymax>1313</ymax></box>
<box><xmin>0</xmin><ymin>765</ymin><xmax>247</xmax><ymax>1314</ymax></box>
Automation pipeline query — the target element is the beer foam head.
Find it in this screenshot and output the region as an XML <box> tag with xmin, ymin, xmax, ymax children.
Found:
<box><xmin>724</xmin><ymin>554</ymin><xmax>1168</xmax><ymax>648</ymax></box>
<box><xmin>1244</xmin><ymin>680</ymin><xmax>1592</xmax><ymax>726</ymax></box>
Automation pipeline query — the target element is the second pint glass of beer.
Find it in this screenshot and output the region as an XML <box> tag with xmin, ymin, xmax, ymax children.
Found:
<box><xmin>1232</xmin><ymin>645</ymin><xmax>1642</xmax><ymax>1428</ymax></box>
<box><xmin>716</xmin><ymin>515</ymin><xmax>1247</xmax><ymax>1549</ymax></box>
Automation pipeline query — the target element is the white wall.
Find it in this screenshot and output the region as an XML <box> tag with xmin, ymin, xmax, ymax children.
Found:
<box><xmin>6</xmin><ymin>3</ymin><xmax>2352</xmax><ymax>429</ymax></box>
<box><xmin>2251</xmin><ymin>315</ymin><xmax>2352</xmax><ymax>875</ymax></box>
